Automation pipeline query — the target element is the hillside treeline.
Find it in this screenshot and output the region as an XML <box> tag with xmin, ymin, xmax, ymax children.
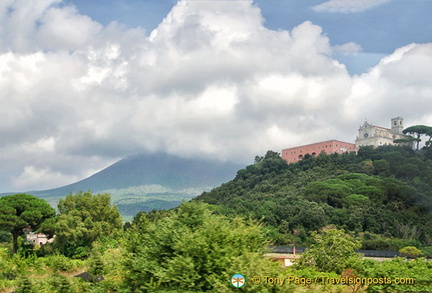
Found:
<box><xmin>3</xmin><ymin>196</ymin><xmax>432</xmax><ymax>292</ymax></box>
<box><xmin>196</xmin><ymin>146</ymin><xmax>432</xmax><ymax>250</ymax></box>
<box><xmin>2</xmin><ymin>145</ymin><xmax>432</xmax><ymax>291</ymax></box>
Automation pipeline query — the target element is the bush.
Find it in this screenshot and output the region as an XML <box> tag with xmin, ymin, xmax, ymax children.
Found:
<box><xmin>399</xmin><ymin>246</ymin><xmax>423</xmax><ymax>258</ymax></box>
<box><xmin>15</xmin><ymin>277</ymin><xmax>35</xmax><ymax>293</ymax></box>
<box><xmin>123</xmin><ymin>201</ymin><xmax>285</xmax><ymax>292</ymax></box>
<box><xmin>297</xmin><ymin>229</ymin><xmax>361</xmax><ymax>274</ymax></box>
<box><xmin>44</xmin><ymin>254</ymin><xmax>75</xmax><ymax>272</ymax></box>
<box><xmin>49</xmin><ymin>274</ymin><xmax>71</xmax><ymax>293</ymax></box>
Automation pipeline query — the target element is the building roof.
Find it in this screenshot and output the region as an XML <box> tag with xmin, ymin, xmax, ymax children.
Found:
<box><xmin>282</xmin><ymin>139</ymin><xmax>355</xmax><ymax>151</ymax></box>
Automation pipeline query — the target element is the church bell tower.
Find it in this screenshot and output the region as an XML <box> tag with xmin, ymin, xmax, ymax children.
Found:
<box><xmin>391</xmin><ymin>117</ymin><xmax>404</xmax><ymax>134</ymax></box>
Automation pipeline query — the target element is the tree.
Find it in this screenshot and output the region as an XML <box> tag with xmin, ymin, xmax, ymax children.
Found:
<box><xmin>54</xmin><ymin>191</ymin><xmax>122</xmax><ymax>258</ymax></box>
<box><xmin>123</xmin><ymin>201</ymin><xmax>282</xmax><ymax>292</ymax></box>
<box><xmin>263</xmin><ymin>150</ymin><xmax>281</xmax><ymax>159</ymax></box>
<box><xmin>297</xmin><ymin>228</ymin><xmax>361</xmax><ymax>274</ymax></box>
<box><xmin>0</xmin><ymin>194</ymin><xmax>56</xmax><ymax>254</ymax></box>
<box><xmin>403</xmin><ymin>125</ymin><xmax>432</xmax><ymax>150</ymax></box>
<box><xmin>304</xmin><ymin>179</ymin><xmax>351</xmax><ymax>207</ymax></box>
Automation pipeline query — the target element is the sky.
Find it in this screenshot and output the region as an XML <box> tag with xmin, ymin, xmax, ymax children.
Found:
<box><xmin>0</xmin><ymin>0</ymin><xmax>431</xmax><ymax>192</ymax></box>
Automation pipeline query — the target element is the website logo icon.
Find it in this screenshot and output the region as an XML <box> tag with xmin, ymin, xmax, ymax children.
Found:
<box><xmin>231</xmin><ymin>273</ymin><xmax>246</xmax><ymax>288</ymax></box>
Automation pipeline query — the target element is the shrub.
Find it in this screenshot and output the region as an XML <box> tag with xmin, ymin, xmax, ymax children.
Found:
<box><xmin>123</xmin><ymin>201</ymin><xmax>284</xmax><ymax>292</ymax></box>
<box><xmin>399</xmin><ymin>246</ymin><xmax>423</xmax><ymax>258</ymax></box>
<box><xmin>44</xmin><ymin>254</ymin><xmax>75</xmax><ymax>272</ymax></box>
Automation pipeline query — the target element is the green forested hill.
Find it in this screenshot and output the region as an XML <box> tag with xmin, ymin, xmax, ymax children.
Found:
<box><xmin>195</xmin><ymin>146</ymin><xmax>432</xmax><ymax>250</ymax></box>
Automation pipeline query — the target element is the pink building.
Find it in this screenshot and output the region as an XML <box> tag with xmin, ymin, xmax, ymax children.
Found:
<box><xmin>282</xmin><ymin>140</ymin><xmax>358</xmax><ymax>164</ymax></box>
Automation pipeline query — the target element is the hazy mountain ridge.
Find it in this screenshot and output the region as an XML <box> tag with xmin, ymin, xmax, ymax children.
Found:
<box><xmin>1</xmin><ymin>153</ymin><xmax>244</xmax><ymax>220</ymax></box>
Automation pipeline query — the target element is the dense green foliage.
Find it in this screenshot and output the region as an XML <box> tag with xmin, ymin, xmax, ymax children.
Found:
<box><xmin>398</xmin><ymin>246</ymin><xmax>423</xmax><ymax>258</ymax></box>
<box><xmin>3</xmin><ymin>146</ymin><xmax>432</xmax><ymax>292</ymax></box>
<box><xmin>0</xmin><ymin>194</ymin><xmax>56</xmax><ymax>253</ymax></box>
<box><xmin>361</xmin><ymin>257</ymin><xmax>432</xmax><ymax>293</ymax></box>
<box><xmin>196</xmin><ymin>146</ymin><xmax>432</xmax><ymax>249</ymax></box>
<box><xmin>53</xmin><ymin>191</ymin><xmax>123</xmax><ymax>258</ymax></box>
<box><xmin>1</xmin><ymin>196</ymin><xmax>432</xmax><ymax>292</ymax></box>
<box><xmin>298</xmin><ymin>228</ymin><xmax>362</xmax><ymax>274</ymax></box>
<box><xmin>123</xmin><ymin>201</ymin><xmax>284</xmax><ymax>292</ymax></box>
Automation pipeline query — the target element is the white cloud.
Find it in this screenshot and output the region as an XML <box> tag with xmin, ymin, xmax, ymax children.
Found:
<box><xmin>313</xmin><ymin>0</ymin><xmax>390</xmax><ymax>13</ymax></box>
<box><xmin>333</xmin><ymin>42</ymin><xmax>363</xmax><ymax>55</ymax></box>
<box><xmin>189</xmin><ymin>86</ymin><xmax>238</xmax><ymax>117</ymax></box>
<box><xmin>12</xmin><ymin>166</ymin><xmax>80</xmax><ymax>190</ymax></box>
<box><xmin>36</xmin><ymin>5</ymin><xmax>102</xmax><ymax>50</ymax></box>
<box><xmin>346</xmin><ymin>43</ymin><xmax>432</xmax><ymax>122</ymax></box>
<box><xmin>22</xmin><ymin>137</ymin><xmax>56</xmax><ymax>153</ymax></box>
<box><xmin>0</xmin><ymin>0</ymin><xmax>60</xmax><ymax>52</ymax></box>
<box><xmin>0</xmin><ymin>0</ymin><xmax>431</xmax><ymax>191</ymax></box>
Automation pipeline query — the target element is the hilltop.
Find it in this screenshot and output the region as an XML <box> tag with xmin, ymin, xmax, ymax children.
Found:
<box><xmin>195</xmin><ymin>146</ymin><xmax>432</xmax><ymax>250</ymax></box>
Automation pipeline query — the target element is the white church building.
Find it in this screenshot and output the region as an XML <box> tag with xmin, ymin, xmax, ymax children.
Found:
<box><xmin>355</xmin><ymin>117</ymin><xmax>411</xmax><ymax>148</ymax></box>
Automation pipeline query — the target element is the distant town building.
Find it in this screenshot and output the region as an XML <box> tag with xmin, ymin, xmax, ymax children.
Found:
<box><xmin>282</xmin><ymin>140</ymin><xmax>357</xmax><ymax>164</ymax></box>
<box><xmin>355</xmin><ymin>117</ymin><xmax>411</xmax><ymax>148</ymax></box>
